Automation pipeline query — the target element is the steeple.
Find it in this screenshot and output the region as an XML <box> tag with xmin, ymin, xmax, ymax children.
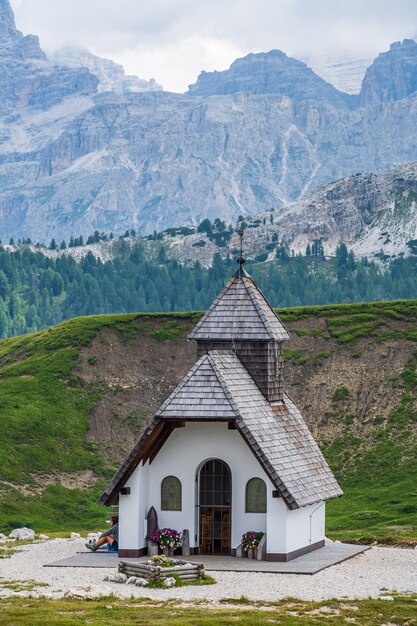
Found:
<box><xmin>189</xmin><ymin>233</ymin><xmax>290</xmax><ymax>402</ymax></box>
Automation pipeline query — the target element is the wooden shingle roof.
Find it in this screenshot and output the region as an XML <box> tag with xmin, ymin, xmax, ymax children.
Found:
<box><xmin>99</xmin><ymin>351</ymin><xmax>342</xmax><ymax>509</ymax></box>
<box><xmin>155</xmin><ymin>355</ymin><xmax>237</xmax><ymax>420</ymax></box>
<box><xmin>188</xmin><ymin>271</ymin><xmax>290</xmax><ymax>342</ymax></box>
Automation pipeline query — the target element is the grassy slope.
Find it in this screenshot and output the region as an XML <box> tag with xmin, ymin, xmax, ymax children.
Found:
<box><xmin>0</xmin><ymin>313</ymin><xmax>197</xmax><ymax>533</ymax></box>
<box><xmin>0</xmin><ymin>301</ymin><xmax>416</xmax><ymax>540</ymax></box>
<box><xmin>0</xmin><ymin>596</ymin><xmax>416</xmax><ymax>626</ymax></box>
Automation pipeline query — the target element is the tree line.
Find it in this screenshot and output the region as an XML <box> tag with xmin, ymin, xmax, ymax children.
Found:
<box><xmin>0</xmin><ymin>241</ymin><xmax>416</xmax><ymax>339</ymax></box>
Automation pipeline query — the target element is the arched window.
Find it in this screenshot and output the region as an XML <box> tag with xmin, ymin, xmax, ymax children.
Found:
<box><xmin>246</xmin><ymin>478</ymin><xmax>267</xmax><ymax>513</ymax></box>
<box><xmin>161</xmin><ymin>476</ymin><xmax>182</xmax><ymax>511</ymax></box>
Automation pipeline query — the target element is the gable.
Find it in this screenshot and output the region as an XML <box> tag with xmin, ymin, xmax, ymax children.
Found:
<box><xmin>156</xmin><ymin>355</ymin><xmax>238</xmax><ymax>420</ymax></box>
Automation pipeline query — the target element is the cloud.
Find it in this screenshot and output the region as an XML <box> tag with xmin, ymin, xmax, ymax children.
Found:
<box><xmin>10</xmin><ymin>0</ymin><xmax>417</xmax><ymax>92</ymax></box>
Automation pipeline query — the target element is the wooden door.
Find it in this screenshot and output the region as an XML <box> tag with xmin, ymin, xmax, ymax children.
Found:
<box><xmin>198</xmin><ymin>459</ymin><xmax>231</xmax><ymax>555</ymax></box>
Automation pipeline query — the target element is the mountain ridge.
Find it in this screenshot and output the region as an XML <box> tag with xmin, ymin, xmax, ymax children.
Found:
<box><xmin>11</xmin><ymin>160</ymin><xmax>415</xmax><ymax>266</ymax></box>
<box><xmin>51</xmin><ymin>46</ymin><xmax>162</xmax><ymax>94</ymax></box>
<box><xmin>1</xmin><ymin>0</ymin><xmax>417</xmax><ymax>242</ymax></box>
<box><xmin>187</xmin><ymin>49</ymin><xmax>354</xmax><ymax>108</ymax></box>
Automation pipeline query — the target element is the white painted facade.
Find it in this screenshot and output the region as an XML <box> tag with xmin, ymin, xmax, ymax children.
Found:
<box><xmin>119</xmin><ymin>422</ymin><xmax>325</xmax><ymax>557</ymax></box>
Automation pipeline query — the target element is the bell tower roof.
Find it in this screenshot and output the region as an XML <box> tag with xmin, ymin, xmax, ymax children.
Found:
<box><xmin>188</xmin><ymin>271</ymin><xmax>290</xmax><ymax>342</ymax></box>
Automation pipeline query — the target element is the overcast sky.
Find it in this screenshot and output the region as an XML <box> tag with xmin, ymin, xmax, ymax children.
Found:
<box><xmin>10</xmin><ymin>0</ymin><xmax>417</xmax><ymax>92</ymax></box>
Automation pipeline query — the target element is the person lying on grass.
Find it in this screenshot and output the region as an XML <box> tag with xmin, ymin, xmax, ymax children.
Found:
<box><xmin>85</xmin><ymin>515</ymin><xmax>118</xmax><ymax>552</ymax></box>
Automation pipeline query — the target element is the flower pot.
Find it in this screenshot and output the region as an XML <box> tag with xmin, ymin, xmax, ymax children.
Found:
<box><xmin>247</xmin><ymin>548</ymin><xmax>254</xmax><ymax>559</ymax></box>
<box><xmin>253</xmin><ymin>548</ymin><xmax>258</xmax><ymax>560</ymax></box>
<box><xmin>162</xmin><ymin>546</ymin><xmax>174</xmax><ymax>557</ymax></box>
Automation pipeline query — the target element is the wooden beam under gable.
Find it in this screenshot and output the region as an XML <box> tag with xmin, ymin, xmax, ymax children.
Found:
<box><xmin>142</xmin><ymin>421</ymin><xmax>186</xmax><ymax>465</ymax></box>
<box><xmin>148</xmin><ymin>423</ymin><xmax>174</xmax><ymax>465</ymax></box>
<box><xmin>140</xmin><ymin>421</ymin><xmax>165</xmax><ymax>466</ymax></box>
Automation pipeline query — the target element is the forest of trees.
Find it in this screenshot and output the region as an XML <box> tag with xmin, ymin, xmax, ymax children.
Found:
<box><xmin>0</xmin><ymin>241</ymin><xmax>416</xmax><ymax>339</ymax></box>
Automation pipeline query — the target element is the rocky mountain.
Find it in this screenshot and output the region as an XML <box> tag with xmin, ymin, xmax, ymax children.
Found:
<box><xmin>138</xmin><ymin>160</ymin><xmax>417</xmax><ymax>264</ymax></box>
<box><xmin>360</xmin><ymin>39</ymin><xmax>417</xmax><ymax>106</ymax></box>
<box><xmin>187</xmin><ymin>50</ymin><xmax>353</xmax><ymax>108</ymax></box>
<box><xmin>0</xmin><ymin>0</ymin><xmax>417</xmax><ymax>244</ymax></box>
<box><xmin>28</xmin><ymin>161</ymin><xmax>416</xmax><ymax>268</ymax></box>
<box><xmin>51</xmin><ymin>46</ymin><xmax>162</xmax><ymax>94</ymax></box>
<box><xmin>0</xmin><ymin>0</ymin><xmax>97</xmax><ymax>114</ymax></box>
<box><xmin>0</xmin><ymin>0</ymin><xmax>44</xmax><ymax>60</ymax></box>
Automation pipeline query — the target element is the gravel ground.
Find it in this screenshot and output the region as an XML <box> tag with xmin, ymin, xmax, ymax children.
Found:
<box><xmin>0</xmin><ymin>539</ymin><xmax>416</xmax><ymax>602</ymax></box>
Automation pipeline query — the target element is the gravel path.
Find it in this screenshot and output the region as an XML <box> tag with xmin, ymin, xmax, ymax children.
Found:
<box><xmin>0</xmin><ymin>539</ymin><xmax>416</xmax><ymax>602</ymax></box>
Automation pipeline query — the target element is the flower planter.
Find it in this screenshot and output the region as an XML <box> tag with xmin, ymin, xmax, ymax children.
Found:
<box><xmin>119</xmin><ymin>559</ymin><xmax>204</xmax><ymax>582</ymax></box>
<box><xmin>149</xmin><ymin>528</ymin><xmax>182</xmax><ymax>556</ymax></box>
<box><xmin>241</xmin><ymin>531</ymin><xmax>264</xmax><ymax>559</ymax></box>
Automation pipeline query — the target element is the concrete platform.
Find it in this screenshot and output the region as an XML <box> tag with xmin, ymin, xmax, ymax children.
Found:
<box><xmin>45</xmin><ymin>542</ymin><xmax>369</xmax><ymax>575</ymax></box>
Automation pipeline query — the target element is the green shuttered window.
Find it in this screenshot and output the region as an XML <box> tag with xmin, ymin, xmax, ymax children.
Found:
<box><xmin>161</xmin><ymin>476</ymin><xmax>182</xmax><ymax>511</ymax></box>
<box><xmin>246</xmin><ymin>477</ymin><xmax>267</xmax><ymax>513</ymax></box>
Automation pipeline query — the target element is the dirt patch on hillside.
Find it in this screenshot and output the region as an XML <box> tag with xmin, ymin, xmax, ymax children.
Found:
<box><xmin>75</xmin><ymin>326</ymin><xmax>196</xmax><ymax>461</ymax></box>
<box><xmin>1</xmin><ymin>470</ymin><xmax>99</xmax><ymax>496</ymax></box>
<box><xmin>74</xmin><ymin>315</ymin><xmax>417</xmax><ymax>464</ymax></box>
<box><xmin>285</xmin><ymin>327</ymin><xmax>415</xmax><ymax>441</ymax></box>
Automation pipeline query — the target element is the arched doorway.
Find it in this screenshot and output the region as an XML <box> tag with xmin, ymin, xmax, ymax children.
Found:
<box><xmin>197</xmin><ymin>459</ymin><xmax>231</xmax><ymax>555</ymax></box>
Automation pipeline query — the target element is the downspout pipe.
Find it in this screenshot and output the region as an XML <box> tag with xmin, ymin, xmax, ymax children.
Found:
<box><xmin>309</xmin><ymin>502</ymin><xmax>324</xmax><ymax>547</ymax></box>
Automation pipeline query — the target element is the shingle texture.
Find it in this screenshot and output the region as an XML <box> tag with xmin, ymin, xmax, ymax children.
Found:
<box><xmin>99</xmin><ymin>351</ymin><xmax>342</xmax><ymax>508</ymax></box>
<box><xmin>155</xmin><ymin>356</ymin><xmax>237</xmax><ymax>420</ymax></box>
<box><xmin>188</xmin><ymin>273</ymin><xmax>290</xmax><ymax>342</ymax></box>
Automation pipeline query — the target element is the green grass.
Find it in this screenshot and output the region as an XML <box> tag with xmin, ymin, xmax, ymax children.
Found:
<box><xmin>0</xmin><ymin>312</ymin><xmax>196</xmax><ymax>533</ymax></box>
<box><xmin>284</xmin><ymin>348</ymin><xmax>310</xmax><ymax>365</ymax></box>
<box><xmin>332</xmin><ymin>386</ymin><xmax>350</xmax><ymax>402</ymax></box>
<box><xmin>325</xmin><ymin>351</ymin><xmax>417</xmax><ymax>542</ymax></box>
<box><xmin>0</xmin><ymin>596</ymin><xmax>416</xmax><ymax>625</ymax></box>
<box><xmin>275</xmin><ymin>298</ymin><xmax>417</xmax><ymax>322</ymax></box>
<box><xmin>147</xmin><ymin>574</ymin><xmax>216</xmax><ymax>589</ymax></box>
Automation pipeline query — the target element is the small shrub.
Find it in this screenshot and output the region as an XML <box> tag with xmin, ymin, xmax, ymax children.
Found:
<box><xmin>149</xmin><ymin>555</ymin><xmax>175</xmax><ymax>567</ymax></box>
<box><xmin>344</xmin><ymin>414</ymin><xmax>355</xmax><ymax>426</ymax></box>
<box><xmin>316</xmin><ymin>351</ymin><xmax>330</xmax><ymax>359</ymax></box>
<box><xmin>333</xmin><ymin>386</ymin><xmax>350</xmax><ymax>402</ymax></box>
<box><xmin>88</xmin><ymin>356</ymin><xmax>98</xmax><ymax>365</ymax></box>
<box><xmin>352</xmin><ymin>510</ymin><xmax>381</xmax><ymax>520</ymax></box>
<box><xmin>399</xmin><ymin>504</ymin><xmax>417</xmax><ymax>514</ymax></box>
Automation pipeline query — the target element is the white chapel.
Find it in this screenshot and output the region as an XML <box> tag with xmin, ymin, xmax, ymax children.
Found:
<box><xmin>99</xmin><ymin>259</ymin><xmax>342</xmax><ymax>561</ymax></box>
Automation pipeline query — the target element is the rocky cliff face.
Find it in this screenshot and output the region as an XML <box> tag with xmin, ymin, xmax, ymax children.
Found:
<box><xmin>155</xmin><ymin>161</ymin><xmax>417</xmax><ymax>265</ymax></box>
<box><xmin>360</xmin><ymin>39</ymin><xmax>417</xmax><ymax>106</ymax></box>
<box><xmin>52</xmin><ymin>46</ymin><xmax>162</xmax><ymax>94</ymax></box>
<box><xmin>1</xmin><ymin>0</ymin><xmax>417</xmax><ymax>244</ymax></box>
<box><xmin>0</xmin><ymin>0</ymin><xmax>45</xmax><ymax>60</ymax></box>
<box><xmin>0</xmin><ymin>0</ymin><xmax>98</xmax><ymax>115</ymax></box>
